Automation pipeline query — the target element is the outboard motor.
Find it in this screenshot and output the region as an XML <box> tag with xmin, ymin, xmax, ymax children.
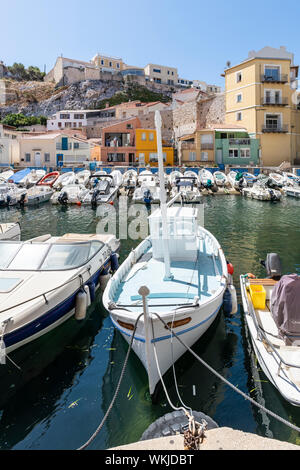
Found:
<box><xmin>91</xmin><ymin>189</ymin><xmax>100</xmax><ymax>208</ymax></box>
<box><xmin>238</xmin><ymin>177</ymin><xmax>244</xmax><ymax>191</ymax></box>
<box><xmin>143</xmin><ymin>189</ymin><xmax>152</xmax><ymax>205</ymax></box>
<box><xmin>19</xmin><ymin>193</ymin><xmax>26</xmax><ymax>207</ymax></box>
<box><xmin>6</xmin><ymin>194</ymin><xmax>11</xmax><ymax>206</ymax></box>
<box><xmin>260</xmin><ymin>253</ymin><xmax>282</xmax><ymax>280</ymax></box>
<box><xmin>58</xmin><ymin>191</ymin><xmax>68</xmax><ymax>205</ymax></box>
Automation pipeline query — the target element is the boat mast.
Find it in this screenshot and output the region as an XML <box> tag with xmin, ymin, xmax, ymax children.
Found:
<box><xmin>155</xmin><ymin>111</ymin><xmax>173</xmax><ymax>281</ymax></box>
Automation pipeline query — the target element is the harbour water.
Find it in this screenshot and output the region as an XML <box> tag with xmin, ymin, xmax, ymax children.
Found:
<box><xmin>0</xmin><ymin>195</ymin><xmax>300</xmax><ymax>449</ymax></box>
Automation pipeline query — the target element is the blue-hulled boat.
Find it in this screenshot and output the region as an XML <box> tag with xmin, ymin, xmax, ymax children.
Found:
<box><xmin>0</xmin><ymin>233</ymin><xmax>120</xmax><ymax>358</ymax></box>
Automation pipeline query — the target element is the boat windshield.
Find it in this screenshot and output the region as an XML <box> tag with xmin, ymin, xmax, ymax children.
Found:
<box><xmin>0</xmin><ymin>241</ymin><xmax>104</xmax><ymax>271</ymax></box>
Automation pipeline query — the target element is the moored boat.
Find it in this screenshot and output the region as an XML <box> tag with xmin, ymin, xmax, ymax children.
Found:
<box><xmin>51</xmin><ymin>184</ymin><xmax>88</xmax><ymax>205</ymax></box>
<box><xmin>240</xmin><ymin>254</ymin><xmax>300</xmax><ymax>406</ymax></box>
<box><xmin>213</xmin><ymin>171</ymin><xmax>228</xmax><ymax>187</ymax></box>
<box><xmin>0</xmin><ymin>233</ymin><xmax>120</xmax><ymax>356</ymax></box>
<box><xmin>0</xmin><ymin>223</ymin><xmax>21</xmax><ymax>240</ymax></box>
<box><xmin>25</xmin><ymin>186</ymin><xmax>54</xmax><ymax>205</ymax></box>
<box><xmin>37</xmin><ymin>171</ymin><xmax>60</xmax><ymax>187</ymax></box>
<box><xmin>52</xmin><ymin>171</ymin><xmax>76</xmax><ymax>190</ymax></box>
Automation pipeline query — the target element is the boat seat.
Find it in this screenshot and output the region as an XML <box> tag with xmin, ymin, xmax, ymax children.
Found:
<box><xmin>249</xmin><ymin>278</ymin><xmax>278</xmax><ymax>286</ymax></box>
<box><xmin>255</xmin><ymin>308</ymin><xmax>285</xmax><ymax>347</ymax></box>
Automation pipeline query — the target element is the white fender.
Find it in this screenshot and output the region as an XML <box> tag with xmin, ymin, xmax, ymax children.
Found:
<box><xmin>75</xmin><ymin>289</ymin><xmax>87</xmax><ymax>321</ymax></box>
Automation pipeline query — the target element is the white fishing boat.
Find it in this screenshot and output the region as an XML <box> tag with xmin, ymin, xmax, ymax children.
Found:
<box><xmin>103</xmin><ymin>111</ymin><xmax>229</xmax><ymax>398</ymax></box>
<box><xmin>25</xmin><ymin>169</ymin><xmax>46</xmax><ymax>188</ymax></box>
<box><xmin>282</xmin><ymin>184</ymin><xmax>300</xmax><ymax>198</ymax></box>
<box><xmin>213</xmin><ymin>171</ymin><xmax>228</xmax><ymax>187</ymax></box>
<box><xmin>184</xmin><ymin>170</ymin><xmax>199</xmax><ymax>185</ymax></box>
<box><xmin>269</xmin><ymin>173</ymin><xmax>284</xmax><ymax>187</ymax></box>
<box><xmin>110</xmin><ymin>170</ymin><xmax>123</xmax><ymax>189</ymax></box>
<box><xmin>242</xmin><ymin>182</ymin><xmax>281</xmax><ymax>201</ymax></box>
<box><xmin>0</xmin><ymin>182</ymin><xmax>27</xmax><ymax>207</ymax></box>
<box><xmin>241</xmin><ymin>172</ymin><xmax>257</xmax><ymax>187</ymax></box>
<box><xmin>198</xmin><ymin>168</ymin><xmax>214</xmax><ymax>188</ymax></box>
<box><xmin>169</xmin><ymin>175</ymin><xmax>202</xmax><ymax>204</ymax></box>
<box><xmin>138</xmin><ymin>169</ymin><xmax>157</xmax><ymax>186</ymax></box>
<box><xmin>240</xmin><ymin>254</ymin><xmax>300</xmax><ymax>406</ymax></box>
<box><xmin>168</xmin><ymin>170</ymin><xmax>182</xmax><ymax>186</ymax></box>
<box><xmin>132</xmin><ymin>183</ymin><xmax>161</xmax><ymax>204</ymax></box>
<box><xmin>0</xmin><ymin>169</ymin><xmax>14</xmax><ymax>182</ymax></box>
<box><xmin>52</xmin><ymin>171</ymin><xmax>76</xmax><ymax>190</ymax></box>
<box><xmin>51</xmin><ymin>184</ymin><xmax>89</xmax><ymax>205</ymax></box>
<box><xmin>75</xmin><ymin>170</ymin><xmax>91</xmax><ymax>187</ymax></box>
<box><xmin>0</xmin><ymin>233</ymin><xmax>120</xmax><ymax>356</ymax></box>
<box><xmin>122</xmin><ymin>170</ymin><xmax>138</xmax><ymax>195</ymax></box>
<box><xmin>227</xmin><ymin>170</ymin><xmax>242</xmax><ymax>189</ymax></box>
<box><xmin>25</xmin><ymin>186</ymin><xmax>54</xmax><ymax>205</ymax></box>
<box><xmin>82</xmin><ymin>175</ymin><xmax>119</xmax><ymax>206</ymax></box>
<box><xmin>282</xmin><ymin>172</ymin><xmax>300</xmax><ymax>186</ymax></box>
<box><xmin>0</xmin><ymin>223</ymin><xmax>21</xmax><ymax>241</ymax></box>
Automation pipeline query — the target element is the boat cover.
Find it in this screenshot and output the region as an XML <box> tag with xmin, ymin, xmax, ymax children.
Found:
<box><xmin>271</xmin><ymin>274</ymin><xmax>300</xmax><ymax>345</ymax></box>
<box><xmin>9</xmin><ymin>168</ymin><xmax>31</xmax><ymax>183</ymax></box>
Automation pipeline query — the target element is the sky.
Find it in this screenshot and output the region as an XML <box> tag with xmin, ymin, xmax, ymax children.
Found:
<box><xmin>1</xmin><ymin>0</ymin><xmax>300</xmax><ymax>88</ymax></box>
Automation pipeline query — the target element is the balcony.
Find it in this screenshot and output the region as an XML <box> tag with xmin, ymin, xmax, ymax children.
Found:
<box><xmin>181</xmin><ymin>142</ymin><xmax>196</xmax><ymax>150</ymax></box>
<box><xmin>261</xmin><ymin>74</ymin><xmax>288</xmax><ymax>83</ymax></box>
<box><xmin>261</xmin><ymin>97</ymin><xmax>288</xmax><ymax>106</ymax></box>
<box><xmin>262</xmin><ymin>124</ymin><xmax>289</xmax><ymax>133</ymax></box>
<box><xmin>228</xmin><ymin>138</ymin><xmax>251</xmax><ymax>145</ymax></box>
<box><xmin>200</xmin><ymin>143</ymin><xmax>214</xmax><ymax>150</ymax></box>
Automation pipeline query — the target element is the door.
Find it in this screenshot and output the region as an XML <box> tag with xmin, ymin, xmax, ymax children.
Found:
<box><xmin>34</xmin><ymin>152</ymin><xmax>41</xmax><ymax>167</ymax></box>
<box><xmin>216</xmin><ymin>149</ymin><xmax>223</xmax><ymax>164</ymax></box>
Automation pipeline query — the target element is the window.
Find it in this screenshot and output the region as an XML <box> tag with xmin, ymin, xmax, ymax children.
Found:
<box><xmin>74</xmin><ymin>142</ymin><xmax>80</xmax><ymax>149</ymax></box>
<box><xmin>264</xmin><ymin>65</ymin><xmax>280</xmax><ymax>81</ymax></box>
<box><xmin>240</xmin><ymin>148</ymin><xmax>250</xmax><ymax>158</ymax></box>
<box><xmin>65</xmin><ymin>122</ymin><xmax>72</xmax><ymax>128</ymax></box>
<box><xmin>74</xmin><ymin>114</ymin><xmax>84</xmax><ymax>120</ymax></box>
<box><xmin>167</xmin><ymin>71</ymin><xmax>170</xmax><ymax>75</ymax></box>
<box><xmin>149</xmin><ymin>132</ymin><xmax>154</xmax><ymax>141</ymax></box>
<box><xmin>189</xmin><ymin>152</ymin><xmax>196</xmax><ymax>161</ymax></box>
<box><xmin>58</xmin><ymin>122</ymin><xmax>62</xmax><ymax>128</ymax></box>
<box><xmin>236</xmin><ymin>72</ymin><xmax>242</xmax><ymax>83</ymax></box>
<box><xmin>126</xmin><ymin>124</ymin><xmax>133</xmax><ymax>129</ymax></box>
<box><xmin>117</xmin><ymin>63</ymin><xmax>120</xmax><ymax>69</ymax></box>
<box><xmin>236</xmin><ymin>112</ymin><xmax>242</xmax><ymax>121</ymax></box>
<box><xmin>265</xmin><ymin>114</ymin><xmax>280</xmax><ymax>130</ymax></box>
<box><xmin>201</xmin><ymin>152</ymin><xmax>208</xmax><ymax>161</ymax></box>
<box><xmin>201</xmin><ymin>134</ymin><xmax>213</xmax><ymax>144</ymax></box>
<box><xmin>229</xmin><ymin>149</ymin><xmax>239</xmax><ymax>158</ymax></box>
<box><xmin>141</xmin><ymin>132</ymin><xmax>147</xmax><ymax>141</ymax></box>
<box><xmin>25</xmin><ymin>153</ymin><xmax>31</xmax><ymax>162</ymax></box>
<box><xmin>109</xmin><ymin>62</ymin><xmax>112</xmax><ymax>67</ymax></box>
<box><xmin>153</xmin><ymin>68</ymin><xmax>161</xmax><ymax>73</ymax></box>
<box><xmin>60</xmin><ymin>114</ymin><xmax>70</xmax><ymax>119</ymax></box>
<box><xmin>149</xmin><ymin>152</ymin><xmax>166</xmax><ymax>162</ymax></box>
<box><xmin>44</xmin><ymin>153</ymin><xmax>50</xmax><ymax>162</ymax></box>
<box><xmin>101</xmin><ymin>60</ymin><xmax>104</xmax><ymax>65</ymax></box>
<box><xmin>237</xmin><ymin>94</ymin><xmax>242</xmax><ymax>103</ymax></box>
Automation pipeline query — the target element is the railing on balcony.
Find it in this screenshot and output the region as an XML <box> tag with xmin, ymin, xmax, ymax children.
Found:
<box><xmin>261</xmin><ymin>97</ymin><xmax>289</xmax><ymax>106</ymax></box>
<box><xmin>262</xmin><ymin>124</ymin><xmax>289</xmax><ymax>133</ymax></box>
<box><xmin>228</xmin><ymin>138</ymin><xmax>251</xmax><ymax>145</ymax></box>
<box><xmin>200</xmin><ymin>143</ymin><xmax>214</xmax><ymax>150</ymax></box>
<box><xmin>181</xmin><ymin>142</ymin><xmax>196</xmax><ymax>150</ymax></box>
<box><xmin>261</xmin><ymin>74</ymin><xmax>288</xmax><ymax>83</ymax></box>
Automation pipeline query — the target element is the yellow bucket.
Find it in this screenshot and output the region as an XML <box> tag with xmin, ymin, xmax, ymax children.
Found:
<box><xmin>249</xmin><ymin>284</ymin><xmax>266</xmax><ymax>309</ymax></box>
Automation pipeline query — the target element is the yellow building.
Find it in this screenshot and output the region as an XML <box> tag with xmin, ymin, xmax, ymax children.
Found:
<box><xmin>135</xmin><ymin>129</ymin><xmax>174</xmax><ymax>166</ymax></box>
<box><xmin>91</xmin><ymin>54</ymin><xmax>124</xmax><ymax>72</ymax></box>
<box><xmin>224</xmin><ymin>46</ymin><xmax>300</xmax><ymax>166</ymax></box>
<box><xmin>180</xmin><ymin>129</ymin><xmax>215</xmax><ymax>166</ymax></box>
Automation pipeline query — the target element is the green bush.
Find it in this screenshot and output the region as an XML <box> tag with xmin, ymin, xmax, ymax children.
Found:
<box><xmin>1</xmin><ymin>113</ymin><xmax>47</xmax><ymax>127</ymax></box>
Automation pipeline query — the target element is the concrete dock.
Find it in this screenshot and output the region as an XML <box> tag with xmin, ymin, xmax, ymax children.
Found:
<box><xmin>110</xmin><ymin>427</ymin><xmax>300</xmax><ymax>450</ymax></box>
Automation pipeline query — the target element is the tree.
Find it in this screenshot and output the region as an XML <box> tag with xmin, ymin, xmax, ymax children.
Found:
<box><xmin>8</xmin><ymin>63</ymin><xmax>28</xmax><ymax>81</ymax></box>
<box><xmin>27</xmin><ymin>66</ymin><xmax>46</xmax><ymax>81</ymax></box>
<box><xmin>1</xmin><ymin>113</ymin><xmax>47</xmax><ymax>127</ymax></box>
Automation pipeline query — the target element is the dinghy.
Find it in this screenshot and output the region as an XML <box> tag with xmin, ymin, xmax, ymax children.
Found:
<box><xmin>8</xmin><ymin>168</ymin><xmax>31</xmax><ymax>186</ymax></box>
<box><xmin>240</xmin><ymin>254</ymin><xmax>300</xmax><ymax>406</ymax></box>
<box><xmin>25</xmin><ymin>186</ymin><xmax>53</xmax><ymax>205</ymax></box>
<box><xmin>0</xmin><ymin>182</ymin><xmax>27</xmax><ymax>207</ymax></box>
<box><xmin>198</xmin><ymin>169</ymin><xmax>214</xmax><ymax>188</ymax></box>
<box><xmin>241</xmin><ymin>172</ymin><xmax>257</xmax><ymax>187</ymax></box>
<box><xmin>37</xmin><ymin>171</ymin><xmax>60</xmax><ymax>187</ymax></box>
<box><xmin>0</xmin><ymin>169</ymin><xmax>14</xmax><ymax>182</ymax></box>
<box><xmin>0</xmin><ymin>223</ymin><xmax>21</xmax><ymax>241</ymax></box>
<box><xmin>242</xmin><ymin>181</ymin><xmax>281</xmax><ymax>201</ymax></box>
<box><xmin>169</xmin><ymin>176</ymin><xmax>202</xmax><ymax>203</ymax></box>
<box><xmin>0</xmin><ymin>233</ymin><xmax>120</xmax><ymax>356</ymax></box>
<box><xmin>82</xmin><ymin>175</ymin><xmax>119</xmax><ymax>206</ymax></box>
<box><xmin>168</xmin><ymin>170</ymin><xmax>182</xmax><ymax>186</ymax></box>
<box><xmin>51</xmin><ymin>184</ymin><xmax>89</xmax><ymax>205</ymax></box>
<box><xmin>122</xmin><ymin>170</ymin><xmax>138</xmax><ymax>194</ymax></box>
<box><xmin>213</xmin><ymin>171</ymin><xmax>228</xmax><ymax>187</ymax></box>
<box><xmin>282</xmin><ymin>172</ymin><xmax>300</xmax><ymax>186</ymax></box>
<box><xmin>103</xmin><ymin>111</ymin><xmax>229</xmax><ymax>398</ymax></box>
<box><xmin>75</xmin><ymin>170</ymin><xmax>90</xmax><ymax>187</ymax></box>
<box><xmin>110</xmin><ymin>170</ymin><xmax>123</xmax><ymax>189</ymax></box>
<box><xmin>25</xmin><ymin>169</ymin><xmax>46</xmax><ymax>188</ymax></box>
<box><xmin>132</xmin><ymin>183</ymin><xmax>161</xmax><ymax>204</ymax></box>
<box><xmin>269</xmin><ymin>173</ymin><xmax>284</xmax><ymax>188</ymax></box>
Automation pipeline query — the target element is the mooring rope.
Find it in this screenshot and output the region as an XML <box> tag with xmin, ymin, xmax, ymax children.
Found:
<box><xmin>77</xmin><ymin>313</ymin><xmax>144</xmax><ymax>450</ymax></box>
<box><xmin>152</xmin><ymin>311</ymin><xmax>300</xmax><ymax>434</ymax></box>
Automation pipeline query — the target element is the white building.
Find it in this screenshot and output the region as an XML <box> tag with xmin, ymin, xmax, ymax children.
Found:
<box><xmin>0</xmin><ymin>124</ymin><xmax>20</xmax><ymax>165</ymax></box>
<box><xmin>47</xmin><ymin>110</ymin><xmax>106</xmax><ymax>131</ymax></box>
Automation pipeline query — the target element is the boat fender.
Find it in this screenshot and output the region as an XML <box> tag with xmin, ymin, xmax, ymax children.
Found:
<box><xmin>75</xmin><ymin>289</ymin><xmax>88</xmax><ymax>321</ymax></box>
<box><xmin>84</xmin><ymin>284</ymin><xmax>91</xmax><ymax>307</ymax></box>
<box><xmin>227</xmin><ymin>262</ymin><xmax>234</xmax><ymax>275</ymax></box>
<box><xmin>99</xmin><ymin>273</ymin><xmax>111</xmax><ymax>292</ymax></box>
<box><xmin>228</xmin><ymin>284</ymin><xmax>238</xmax><ymax>314</ymax></box>
<box><xmin>110</xmin><ymin>252</ymin><xmax>119</xmax><ymax>273</ymax></box>
<box><xmin>222</xmin><ymin>287</ymin><xmax>232</xmax><ymax>314</ymax></box>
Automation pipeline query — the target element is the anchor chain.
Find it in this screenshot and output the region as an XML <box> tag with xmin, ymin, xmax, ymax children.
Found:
<box><xmin>183</xmin><ymin>416</ymin><xmax>207</xmax><ymax>450</ymax></box>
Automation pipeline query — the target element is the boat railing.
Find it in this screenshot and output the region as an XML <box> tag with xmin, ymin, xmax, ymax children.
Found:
<box><xmin>242</xmin><ymin>276</ymin><xmax>300</xmax><ymax>372</ymax></box>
